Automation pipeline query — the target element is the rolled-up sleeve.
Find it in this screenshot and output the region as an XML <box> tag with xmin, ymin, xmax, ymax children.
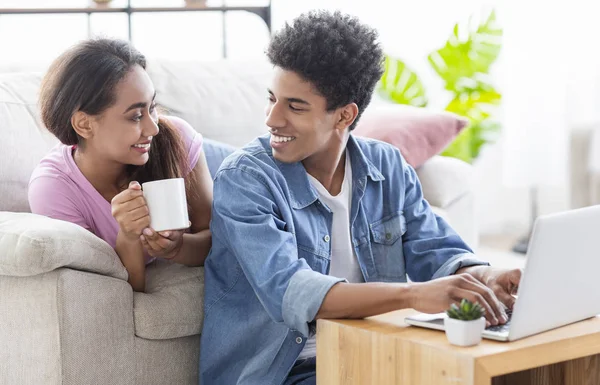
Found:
<box><xmin>430</xmin><ymin>253</ymin><xmax>490</xmax><ymax>280</ymax></box>
<box><xmin>399</xmin><ymin>154</ymin><xmax>489</xmax><ymax>281</ymax></box>
<box><xmin>212</xmin><ymin>165</ymin><xmax>344</xmax><ymax>337</ymax></box>
<box><xmin>283</xmin><ymin>269</ymin><xmax>345</xmax><ymax>336</ymax></box>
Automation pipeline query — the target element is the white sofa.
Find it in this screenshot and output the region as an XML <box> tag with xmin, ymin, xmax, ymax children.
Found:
<box><xmin>0</xmin><ymin>59</ymin><xmax>477</xmax><ymax>385</ymax></box>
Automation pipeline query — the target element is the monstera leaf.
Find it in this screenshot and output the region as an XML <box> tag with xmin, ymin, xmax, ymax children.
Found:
<box><xmin>428</xmin><ymin>10</ymin><xmax>502</xmax><ymax>92</ymax></box>
<box><xmin>377</xmin><ymin>55</ymin><xmax>428</xmax><ymax>107</ymax></box>
<box><xmin>446</xmin><ymin>79</ymin><xmax>501</xmax><ymax>119</ymax></box>
<box><xmin>377</xmin><ymin>9</ymin><xmax>502</xmax><ymax>164</ymax></box>
<box><xmin>441</xmin><ymin>77</ymin><xmax>501</xmax><ymax>162</ymax></box>
<box><xmin>441</xmin><ymin>118</ymin><xmax>500</xmax><ymax>163</ymax></box>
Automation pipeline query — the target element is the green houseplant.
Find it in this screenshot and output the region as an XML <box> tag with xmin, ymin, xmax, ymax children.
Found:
<box><xmin>444</xmin><ymin>299</ymin><xmax>486</xmax><ymax>346</ymax></box>
<box><xmin>377</xmin><ymin>10</ymin><xmax>502</xmax><ymax>164</ymax></box>
<box><xmin>446</xmin><ymin>298</ymin><xmax>485</xmax><ymax>320</ymax></box>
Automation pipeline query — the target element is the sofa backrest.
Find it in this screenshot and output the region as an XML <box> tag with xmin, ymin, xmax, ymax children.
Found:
<box><xmin>0</xmin><ymin>72</ymin><xmax>59</xmax><ymax>212</ymax></box>
<box><xmin>147</xmin><ymin>59</ymin><xmax>271</xmax><ymax>147</ymax></box>
<box><xmin>0</xmin><ymin>60</ymin><xmax>272</xmax><ymax>212</ymax></box>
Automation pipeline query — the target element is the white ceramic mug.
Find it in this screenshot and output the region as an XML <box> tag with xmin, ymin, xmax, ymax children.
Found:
<box><xmin>142</xmin><ymin>178</ymin><xmax>189</xmax><ymax>232</ymax></box>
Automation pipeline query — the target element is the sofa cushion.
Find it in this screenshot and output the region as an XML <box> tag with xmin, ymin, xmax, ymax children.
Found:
<box><xmin>354</xmin><ymin>104</ymin><xmax>467</xmax><ymax>169</ymax></box>
<box><xmin>147</xmin><ymin>59</ymin><xmax>272</xmax><ymax>148</ymax></box>
<box><xmin>0</xmin><ymin>211</ymin><xmax>127</xmax><ymax>280</ymax></box>
<box><xmin>416</xmin><ymin>155</ymin><xmax>473</xmax><ymax>209</ymax></box>
<box><xmin>133</xmin><ymin>259</ymin><xmax>204</xmax><ymax>339</ymax></box>
<box><xmin>0</xmin><ymin>72</ymin><xmax>58</xmax><ymax>212</ymax></box>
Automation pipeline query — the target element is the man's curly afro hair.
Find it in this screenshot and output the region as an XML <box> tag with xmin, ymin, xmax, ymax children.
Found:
<box><xmin>266</xmin><ymin>10</ymin><xmax>384</xmax><ymax>130</ymax></box>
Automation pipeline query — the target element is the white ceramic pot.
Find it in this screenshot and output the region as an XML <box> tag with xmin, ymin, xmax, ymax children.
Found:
<box><xmin>444</xmin><ymin>317</ymin><xmax>486</xmax><ymax>347</ymax></box>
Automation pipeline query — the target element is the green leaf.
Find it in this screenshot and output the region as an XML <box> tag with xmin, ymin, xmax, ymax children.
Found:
<box><xmin>428</xmin><ymin>10</ymin><xmax>502</xmax><ymax>91</ymax></box>
<box><xmin>441</xmin><ymin>119</ymin><xmax>500</xmax><ymax>163</ymax></box>
<box><xmin>446</xmin><ymin>88</ymin><xmax>501</xmax><ymax>118</ymax></box>
<box><xmin>447</xmin><ymin>299</ymin><xmax>485</xmax><ymax>320</ymax></box>
<box><xmin>377</xmin><ymin>55</ymin><xmax>428</xmax><ymax>107</ymax></box>
<box><xmin>378</xmin><ymin>8</ymin><xmax>502</xmax><ymax>164</ymax></box>
<box><xmin>441</xmin><ymin>87</ymin><xmax>501</xmax><ymax>163</ymax></box>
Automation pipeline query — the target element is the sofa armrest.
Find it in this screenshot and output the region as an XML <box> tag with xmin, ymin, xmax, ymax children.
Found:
<box><xmin>0</xmin><ymin>212</ymin><xmax>127</xmax><ymax>280</ymax></box>
<box><xmin>0</xmin><ymin>268</ymin><xmax>135</xmax><ymax>385</ymax></box>
<box><xmin>416</xmin><ymin>155</ymin><xmax>473</xmax><ymax>209</ymax></box>
<box><xmin>416</xmin><ymin>155</ymin><xmax>477</xmax><ymax>250</ymax></box>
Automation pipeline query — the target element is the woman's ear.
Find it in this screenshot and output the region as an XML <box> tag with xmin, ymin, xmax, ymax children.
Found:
<box><xmin>336</xmin><ymin>103</ymin><xmax>359</xmax><ymax>131</ymax></box>
<box><xmin>71</xmin><ymin>111</ymin><xmax>94</xmax><ymax>140</ymax></box>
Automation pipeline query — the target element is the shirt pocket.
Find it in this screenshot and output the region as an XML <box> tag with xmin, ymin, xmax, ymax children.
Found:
<box><xmin>297</xmin><ymin>243</ymin><xmax>329</xmax><ymax>274</ymax></box>
<box><xmin>369</xmin><ymin>212</ymin><xmax>408</xmax><ymax>281</ymax></box>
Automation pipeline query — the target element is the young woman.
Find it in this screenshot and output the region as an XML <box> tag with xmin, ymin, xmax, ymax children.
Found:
<box><xmin>29</xmin><ymin>38</ymin><xmax>213</xmax><ymax>292</ymax></box>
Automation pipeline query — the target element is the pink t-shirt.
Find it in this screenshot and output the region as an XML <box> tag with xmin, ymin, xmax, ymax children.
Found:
<box><xmin>28</xmin><ymin>116</ymin><xmax>203</xmax><ymax>259</ymax></box>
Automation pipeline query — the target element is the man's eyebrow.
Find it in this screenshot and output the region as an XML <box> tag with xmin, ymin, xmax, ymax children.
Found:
<box><xmin>287</xmin><ymin>97</ymin><xmax>310</xmax><ymax>105</ymax></box>
<box><xmin>123</xmin><ymin>91</ymin><xmax>157</xmax><ymax>114</ymax></box>
<box><xmin>267</xmin><ymin>89</ymin><xmax>310</xmax><ymax>105</ymax></box>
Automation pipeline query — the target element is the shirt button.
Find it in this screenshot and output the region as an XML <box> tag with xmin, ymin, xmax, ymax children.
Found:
<box><xmin>385</xmin><ymin>232</ymin><xmax>392</xmax><ymax>240</ymax></box>
<box><xmin>296</xmin><ymin>337</ymin><xmax>303</xmax><ymax>344</ymax></box>
<box><xmin>323</xmin><ymin>235</ymin><xmax>330</xmax><ymax>242</ymax></box>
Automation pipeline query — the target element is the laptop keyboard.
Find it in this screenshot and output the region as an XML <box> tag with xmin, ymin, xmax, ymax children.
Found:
<box><xmin>485</xmin><ymin>309</ymin><xmax>513</xmax><ymax>333</ymax></box>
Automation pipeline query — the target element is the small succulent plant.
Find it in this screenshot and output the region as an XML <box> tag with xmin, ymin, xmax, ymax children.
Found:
<box><xmin>446</xmin><ymin>299</ymin><xmax>485</xmax><ymax>321</ymax></box>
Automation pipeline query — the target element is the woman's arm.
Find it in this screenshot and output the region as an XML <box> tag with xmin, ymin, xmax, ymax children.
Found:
<box><xmin>116</xmin><ymin>230</ymin><xmax>146</xmax><ymax>291</ymax></box>
<box><xmin>111</xmin><ymin>181</ymin><xmax>153</xmax><ymax>292</ymax></box>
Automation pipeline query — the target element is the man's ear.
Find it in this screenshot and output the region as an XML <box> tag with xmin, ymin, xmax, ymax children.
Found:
<box><xmin>335</xmin><ymin>103</ymin><xmax>359</xmax><ymax>131</ymax></box>
<box><xmin>71</xmin><ymin>111</ymin><xmax>94</xmax><ymax>140</ymax></box>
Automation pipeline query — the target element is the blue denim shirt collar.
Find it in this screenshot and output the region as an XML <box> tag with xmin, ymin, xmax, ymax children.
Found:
<box><xmin>276</xmin><ymin>135</ymin><xmax>385</xmax><ymax>210</ymax></box>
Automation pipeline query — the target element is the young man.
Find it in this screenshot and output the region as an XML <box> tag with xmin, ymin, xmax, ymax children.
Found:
<box><xmin>200</xmin><ymin>10</ymin><xmax>520</xmax><ymax>385</ymax></box>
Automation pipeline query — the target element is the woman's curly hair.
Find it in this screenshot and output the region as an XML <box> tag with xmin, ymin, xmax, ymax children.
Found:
<box><xmin>266</xmin><ymin>10</ymin><xmax>385</xmax><ymax>130</ymax></box>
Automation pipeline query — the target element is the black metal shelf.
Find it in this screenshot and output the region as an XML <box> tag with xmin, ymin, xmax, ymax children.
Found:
<box><xmin>0</xmin><ymin>1</ymin><xmax>272</xmax><ymax>58</ymax></box>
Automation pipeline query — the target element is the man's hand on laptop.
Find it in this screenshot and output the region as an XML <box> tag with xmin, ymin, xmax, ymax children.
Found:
<box><xmin>456</xmin><ymin>266</ymin><xmax>522</xmax><ymax>310</ymax></box>
<box><xmin>408</xmin><ymin>273</ymin><xmax>508</xmax><ymax>326</ymax></box>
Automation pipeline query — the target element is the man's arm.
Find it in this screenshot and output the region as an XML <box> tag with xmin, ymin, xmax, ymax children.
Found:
<box><xmin>313</xmin><ymin>149</ymin><xmax>506</xmax><ymax>324</ymax></box>
<box><xmin>398</xmin><ymin>151</ymin><xmax>489</xmax><ymax>281</ymax></box>
<box><xmin>395</xmin><ymin>151</ymin><xmax>511</xmax><ymax>320</ymax></box>
<box><xmin>211</xmin><ymin>166</ymin><xmax>344</xmax><ymax>337</ymax></box>
<box><xmin>316</xmin><ymin>282</ymin><xmax>411</xmax><ymax>319</ymax></box>
<box><xmin>315</xmin><ymin>274</ymin><xmax>507</xmax><ymax>325</ymax></box>
<box><xmin>213</xmin><ymin>160</ymin><xmax>506</xmax><ymax>327</ymax></box>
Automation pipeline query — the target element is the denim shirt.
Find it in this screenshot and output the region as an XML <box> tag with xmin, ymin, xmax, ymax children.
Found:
<box><xmin>200</xmin><ymin>134</ymin><xmax>486</xmax><ymax>385</ymax></box>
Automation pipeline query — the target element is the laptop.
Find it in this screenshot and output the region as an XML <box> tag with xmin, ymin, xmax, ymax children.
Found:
<box><xmin>405</xmin><ymin>205</ymin><xmax>600</xmax><ymax>342</ymax></box>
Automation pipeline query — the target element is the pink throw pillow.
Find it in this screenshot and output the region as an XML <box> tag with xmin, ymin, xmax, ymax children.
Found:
<box><xmin>354</xmin><ymin>104</ymin><xmax>468</xmax><ymax>168</ymax></box>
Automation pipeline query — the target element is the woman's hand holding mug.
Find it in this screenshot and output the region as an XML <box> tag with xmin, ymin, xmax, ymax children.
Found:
<box><xmin>111</xmin><ymin>181</ymin><xmax>151</xmax><ymax>241</ymax></box>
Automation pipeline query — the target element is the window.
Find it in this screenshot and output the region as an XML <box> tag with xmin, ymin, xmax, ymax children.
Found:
<box><xmin>0</xmin><ymin>0</ymin><xmax>270</xmax><ymax>71</ymax></box>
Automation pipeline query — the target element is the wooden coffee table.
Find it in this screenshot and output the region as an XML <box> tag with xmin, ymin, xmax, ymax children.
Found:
<box><xmin>317</xmin><ymin>309</ymin><xmax>600</xmax><ymax>385</ymax></box>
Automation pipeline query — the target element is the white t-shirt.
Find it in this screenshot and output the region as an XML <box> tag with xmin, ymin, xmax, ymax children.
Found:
<box><xmin>298</xmin><ymin>152</ymin><xmax>365</xmax><ymax>360</ymax></box>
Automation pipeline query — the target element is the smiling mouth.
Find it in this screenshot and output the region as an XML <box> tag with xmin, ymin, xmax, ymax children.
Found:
<box><xmin>271</xmin><ymin>134</ymin><xmax>296</xmax><ymax>143</ymax></box>
<box><xmin>132</xmin><ymin>143</ymin><xmax>151</xmax><ymax>150</ymax></box>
